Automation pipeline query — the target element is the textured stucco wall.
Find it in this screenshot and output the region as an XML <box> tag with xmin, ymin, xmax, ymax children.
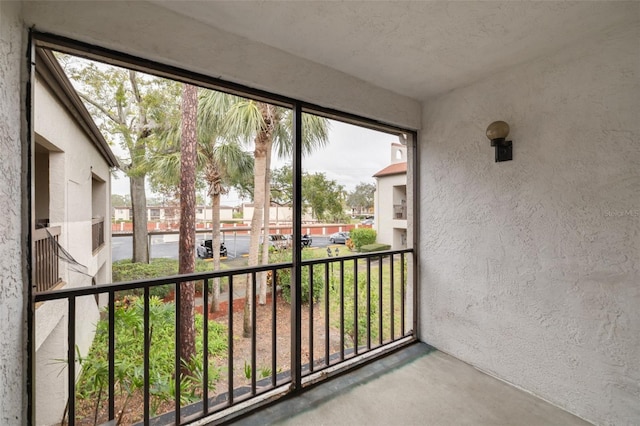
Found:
<box><xmin>375</xmin><ymin>173</ymin><xmax>407</xmax><ymax>249</ymax></box>
<box><xmin>34</xmin><ymin>75</ymin><xmax>109</xmax><ymax>423</ymax></box>
<box><xmin>0</xmin><ymin>1</ymin><xmax>25</xmax><ymax>424</ymax></box>
<box><xmin>22</xmin><ymin>1</ymin><xmax>420</xmax><ymax>130</ymax></box>
<box><xmin>419</xmin><ymin>22</ymin><xmax>640</xmax><ymax>426</ymax></box>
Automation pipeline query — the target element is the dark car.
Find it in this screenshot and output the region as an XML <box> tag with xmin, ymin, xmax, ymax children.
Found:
<box><xmin>197</xmin><ymin>239</ymin><xmax>228</xmax><ymax>259</ymax></box>
<box><xmin>289</xmin><ymin>234</ymin><xmax>312</xmax><ymax>248</ymax></box>
<box><xmin>328</xmin><ymin>231</ymin><xmax>350</xmax><ymax>244</ymax></box>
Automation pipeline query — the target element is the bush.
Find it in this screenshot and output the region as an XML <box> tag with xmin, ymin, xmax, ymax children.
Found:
<box><xmin>360</xmin><ymin>243</ymin><xmax>391</xmax><ymax>253</ymax></box>
<box><xmin>335</xmin><ymin>269</ymin><xmax>379</xmax><ymax>345</ymax></box>
<box><xmin>349</xmin><ymin>228</ymin><xmax>377</xmax><ymax>251</ymax></box>
<box><xmin>75</xmin><ymin>297</ymin><xmax>227</xmax><ymax>418</ymax></box>
<box><xmin>271</xmin><ymin>250</ymin><xmax>324</xmax><ymax>305</ymax></box>
<box><xmin>113</xmin><ymin>258</ymin><xmax>216</xmax><ymax>299</ymax></box>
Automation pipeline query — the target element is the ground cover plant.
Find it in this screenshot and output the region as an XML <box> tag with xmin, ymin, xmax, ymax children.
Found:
<box><xmin>74</xmin><ymin>296</ymin><xmax>227</xmax><ymax>424</ymax></box>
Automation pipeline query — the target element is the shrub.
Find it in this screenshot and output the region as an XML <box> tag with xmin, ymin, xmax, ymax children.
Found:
<box><xmin>360</xmin><ymin>243</ymin><xmax>391</xmax><ymax>253</ymax></box>
<box><xmin>113</xmin><ymin>258</ymin><xmax>216</xmax><ymax>299</ymax></box>
<box><xmin>334</xmin><ymin>269</ymin><xmax>379</xmax><ymax>345</ymax></box>
<box><xmin>272</xmin><ymin>250</ymin><xmax>324</xmax><ymax>304</ymax></box>
<box><xmin>349</xmin><ymin>228</ymin><xmax>376</xmax><ymax>251</ymax></box>
<box><xmin>75</xmin><ymin>297</ymin><xmax>227</xmax><ymax>419</ymax></box>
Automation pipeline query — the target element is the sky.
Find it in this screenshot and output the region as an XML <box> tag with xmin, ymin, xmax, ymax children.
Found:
<box><xmin>59</xmin><ymin>52</ymin><xmax>400</xmax><ymax>204</ymax></box>
<box><xmin>111</xmin><ymin>119</ymin><xmax>399</xmax><ymax>205</ymax></box>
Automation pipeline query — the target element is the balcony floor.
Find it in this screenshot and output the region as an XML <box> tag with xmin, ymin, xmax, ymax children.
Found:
<box><xmin>236</xmin><ymin>343</ymin><xmax>590</xmax><ymax>426</ymax></box>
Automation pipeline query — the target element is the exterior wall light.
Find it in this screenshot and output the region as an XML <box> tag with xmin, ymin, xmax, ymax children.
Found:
<box><xmin>486</xmin><ymin>120</ymin><xmax>513</xmax><ymax>162</ymax></box>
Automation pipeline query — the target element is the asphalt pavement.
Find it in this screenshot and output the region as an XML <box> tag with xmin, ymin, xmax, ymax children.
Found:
<box><xmin>112</xmin><ymin>234</ymin><xmax>333</xmax><ymax>262</ymax></box>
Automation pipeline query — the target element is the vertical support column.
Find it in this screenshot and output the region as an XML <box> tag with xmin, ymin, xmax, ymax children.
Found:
<box><xmin>290</xmin><ymin>102</ymin><xmax>303</xmax><ymax>389</ymax></box>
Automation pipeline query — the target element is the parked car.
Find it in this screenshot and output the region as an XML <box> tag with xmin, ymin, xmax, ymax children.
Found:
<box><xmin>197</xmin><ymin>240</ymin><xmax>228</xmax><ymax>259</ymax></box>
<box><xmin>328</xmin><ymin>231</ymin><xmax>350</xmax><ymax>244</ymax></box>
<box><xmin>266</xmin><ymin>234</ymin><xmax>292</xmax><ymax>250</ymax></box>
<box><xmin>361</xmin><ymin>219</ymin><xmax>375</xmax><ymax>225</ymax></box>
<box><xmin>286</xmin><ymin>234</ymin><xmax>313</xmax><ymax>248</ymax></box>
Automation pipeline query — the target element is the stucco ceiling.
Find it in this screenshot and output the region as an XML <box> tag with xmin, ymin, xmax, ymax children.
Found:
<box><xmin>152</xmin><ymin>1</ymin><xmax>637</xmax><ymax>102</ymax></box>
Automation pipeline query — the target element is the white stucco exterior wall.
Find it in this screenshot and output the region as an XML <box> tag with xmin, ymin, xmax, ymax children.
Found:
<box><xmin>22</xmin><ymin>1</ymin><xmax>420</xmax><ymax>131</ymax></box>
<box><xmin>0</xmin><ymin>1</ymin><xmax>25</xmax><ymax>424</ymax></box>
<box><xmin>375</xmin><ymin>173</ymin><xmax>407</xmax><ymax>249</ymax></box>
<box><xmin>34</xmin><ymin>74</ymin><xmax>112</xmax><ymax>423</ymax></box>
<box><xmin>419</xmin><ymin>22</ymin><xmax>640</xmax><ymax>426</ymax></box>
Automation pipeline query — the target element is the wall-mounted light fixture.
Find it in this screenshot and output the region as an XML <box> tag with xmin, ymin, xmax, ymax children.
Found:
<box><xmin>486</xmin><ymin>121</ymin><xmax>512</xmax><ymax>162</ymax></box>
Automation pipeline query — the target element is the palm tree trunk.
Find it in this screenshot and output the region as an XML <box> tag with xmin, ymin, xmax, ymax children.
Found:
<box><xmin>178</xmin><ymin>84</ymin><xmax>198</xmax><ymax>372</ymax></box>
<box><xmin>258</xmin><ymin>148</ymin><xmax>272</xmax><ymax>305</ymax></box>
<box><xmin>211</xmin><ymin>187</ymin><xmax>222</xmax><ymax>312</ymax></box>
<box><xmin>244</xmin><ymin>132</ymin><xmax>272</xmax><ymax>337</ymax></box>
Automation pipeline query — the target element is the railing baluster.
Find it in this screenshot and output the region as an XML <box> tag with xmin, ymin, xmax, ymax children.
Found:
<box><xmin>401</xmin><ymin>252</ymin><xmax>405</xmax><ymax>336</ymax></box>
<box><xmin>378</xmin><ymin>255</ymin><xmax>383</xmax><ymax>346</ymax></box>
<box><xmin>108</xmin><ymin>290</ymin><xmax>115</xmax><ymax>421</ymax></box>
<box><xmin>67</xmin><ymin>296</ymin><xmax>76</xmax><ymax>426</ymax></box>
<box><xmin>366</xmin><ymin>257</ymin><xmax>371</xmax><ymax>351</ymax></box>
<box><xmin>203</xmin><ymin>278</ymin><xmax>209</xmax><ymax>415</ymax></box>
<box><xmin>308</xmin><ymin>265</ymin><xmax>314</xmax><ymax>372</ymax></box>
<box><xmin>144</xmin><ymin>285</ymin><xmax>150</xmax><ymax>425</ymax></box>
<box><xmin>271</xmin><ymin>268</ymin><xmax>277</xmax><ymax>388</ymax></box>
<box><xmin>390</xmin><ymin>253</ymin><xmax>395</xmax><ymax>342</ymax></box>
<box><xmin>339</xmin><ymin>259</ymin><xmax>344</xmax><ymax>361</ymax></box>
<box><xmin>353</xmin><ymin>258</ymin><xmax>358</xmax><ymax>356</ymax></box>
<box><xmin>175</xmin><ymin>282</ymin><xmax>181</xmax><ymax>425</ymax></box>
<box><xmin>251</xmin><ymin>272</ymin><xmax>257</xmax><ymax>395</ymax></box>
<box><xmin>228</xmin><ymin>276</ymin><xmax>234</xmax><ymax>406</ymax></box>
<box><xmin>324</xmin><ymin>261</ymin><xmax>330</xmax><ymax>366</ymax></box>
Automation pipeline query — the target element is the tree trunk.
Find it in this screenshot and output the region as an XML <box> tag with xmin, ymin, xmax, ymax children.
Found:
<box><xmin>211</xmin><ymin>184</ymin><xmax>222</xmax><ymax>312</ymax></box>
<box><xmin>178</xmin><ymin>84</ymin><xmax>198</xmax><ymax>373</ymax></box>
<box><xmin>258</xmin><ymin>149</ymin><xmax>272</xmax><ymax>305</ymax></box>
<box><xmin>130</xmin><ymin>174</ymin><xmax>149</xmax><ymax>263</ymax></box>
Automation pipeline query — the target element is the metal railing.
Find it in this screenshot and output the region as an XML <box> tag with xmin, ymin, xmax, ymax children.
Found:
<box><xmin>92</xmin><ymin>218</ymin><xmax>105</xmax><ymax>252</ymax></box>
<box><xmin>33</xmin><ymin>226</ymin><xmax>62</xmax><ymax>293</ymax></box>
<box><xmin>393</xmin><ymin>204</ymin><xmax>407</xmax><ymax>220</ymax></box>
<box><xmin>33</xmin><ymin>248</ymin><xmax>414</xmax><ymax>425</ymax></box>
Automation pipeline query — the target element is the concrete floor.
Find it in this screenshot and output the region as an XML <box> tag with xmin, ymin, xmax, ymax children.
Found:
<box><xmin>236</xmin><ymin>343</ymin><xmax>591</xmax><ymax>426</ymax></box>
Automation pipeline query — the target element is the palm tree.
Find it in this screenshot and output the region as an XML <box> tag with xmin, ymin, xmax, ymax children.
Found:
<box><xmin>200</xmin><ymin>93</ymin><xmax>329</xmax><ymax>337</ymax></box>
<box><xmin>148</xmin><ymin>91</ymin><xmax>253</xmax><ymax>312</ymax></box>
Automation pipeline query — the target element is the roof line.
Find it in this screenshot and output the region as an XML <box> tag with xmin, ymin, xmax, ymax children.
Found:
<box><xmin>36</xmin><ymin>48</ymin><xmax>119</xmax><ymax>168</ymax></box>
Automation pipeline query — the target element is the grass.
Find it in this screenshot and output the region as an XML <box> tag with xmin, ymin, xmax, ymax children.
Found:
<box><xmin>269</xmin><ymin>246</ymin><xmax>408</xmax><ymax>346</ymax></box>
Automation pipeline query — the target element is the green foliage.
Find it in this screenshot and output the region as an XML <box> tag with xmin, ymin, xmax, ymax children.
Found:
<box><xmin>334</xmin><ymin>269</ymin><xmax>379</xmax><ymax>345</ymax></box>
<box><xmin>112</xmin><ymin>258</ymin><xmax>215</xmax><ymax>299</ymax></box>
<box><xmin>270</xmin><ymin>164</ymin><xmax>348</xmax><ymax>222</ymax></box>
<box><xmin>243</xmin><ymin>362</ymin><xmax>272</xmax><ymax>380</ymax></box>
<box><xmin>75</xmin><ymin>297</ymin><xmax>227</xmax><ymax>417</ymax></box>
<box><xmin>270</xmin><ymin>250</ymin><xmax>324</xmax><ymax>305</ymax></box>
<box><xmin>111</xmin><ymin>193</ymin><xmax>131</xmax><ymax>207</ymax></box>
<box><xmin>349</xmin><ymin>228</ymin><xmax>377</xmax><ymax>251</ymax></box>
<box><xmin>346</xmin><ymin>182</ymin><xmax>375</xmax><ymax>213</ymax></box>
<box><xmin>303</xmin><ymin>172</ymin><xmax>347</xmax><ymax>222</ymax></box>
<box><xmin>360</xmin><ymin>243</ymin><xmax>391</xmax><ymax>253</ymax></box>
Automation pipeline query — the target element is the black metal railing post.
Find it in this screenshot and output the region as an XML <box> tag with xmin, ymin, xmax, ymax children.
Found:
<box><xmin>174</xmin><ymin>283</ymin><xmax>181</xmax><ymax>424</ymax></box>
<box><xmin>67</xmin><ymin>296</ymin><xmax>76</xmax><ymax>426</ymax></box>
<box><xmin>144</xmin><ymin>286</ymin><xmax>150</xmax><ymax>424</ymax></box>
<box><xmin>202</xmin><ymin>278</ymin><xmax>209</xmax><ymax>415</ymax></box>
<box><xmin>291</xmin><ymin>102</ymin><xmax>303</xmax><ymax>390</ymax></box>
